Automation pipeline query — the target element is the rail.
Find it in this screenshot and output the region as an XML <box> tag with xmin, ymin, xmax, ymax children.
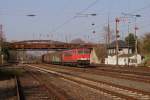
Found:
<box><xmin>15</xmin><ymin>76</ymin><xmax>25</xmax><ymax>100</ymax></box>
<box><xmin>26</xmin><ymin>64</ymin><xmax>150</xmax><ymax>100</ymax></box>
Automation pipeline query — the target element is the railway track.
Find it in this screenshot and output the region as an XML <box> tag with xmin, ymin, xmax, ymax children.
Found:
<box><xmin>22</xmin><ymin>67</ymin><xmax>72</xmax><ymax>100</ymax></box>
<box><xmin>14</xmin><ymin>76</ymin><xmax>24</xmax><ymax>100</ymax></box>
<box><xmin>95</xmin><ymin>66</ymin><xmax>150</xmax><ymax>76</ymax></box>
<box><xmin>26</xmin><ymin>64</ymin><xmax>150</xmax><ymax>100</ymax></box>
<box><xmin>88</xmin><ymin>68</ymin><xmax>150</xmax><ymax>83</ymax></box>
<box><xmin>37</xmin><ymin>64</ymin><xmax>150</xmax><ymax>84</ymax></box>
<box><xmin>14</xmin><ymin>71</ymin><xmax>52</xmax><ymax>100</ymax></box>
<box><xmin>0</xmin><ymin>67</ymin><xmax>24</xmax><ymax>100</ymax></box>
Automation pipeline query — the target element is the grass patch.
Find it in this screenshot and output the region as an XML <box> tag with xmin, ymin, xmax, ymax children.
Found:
<box><xmin>0</xmin><ymin>68</ymin><xmax>24</xmax><ymax>79</ymax></box>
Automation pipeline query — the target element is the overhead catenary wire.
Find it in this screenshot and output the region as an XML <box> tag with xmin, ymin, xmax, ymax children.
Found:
<box><xmin>131</xmin><ymin>3</ymin><xmax>150</xmax><ymax>14</ymax></box>
<box><xmin>77</xmin><ymin>1</ymin><xmax>150</xmax><ymax>43</ymax></box>
<box><xmin>49</xmin><ymin>0</ymin><xmax>99</xmax><ymax>33</ymax></box>
<box><xmin>84</xmin><ymin>2</ymin><xmax>150</xmax><ymax>34</ymax></box>
<box><xmin>77</xmin><ymin>0</ymin><xmax>99</xmax><ymax>14</ymax></box>
<box><xmin>89</xmin><ymin>1</ymin><xmax>150</xmax><ymax>43</ymax></box>
<box><xmin>50</xmin><ymin>1</ymin><xmax>150</xmax><ymax>43</ymax></box>
<box><xmin>139</xmin><ymin>23</ymin><xmax>150</xmax><ymax>30</ymax></box>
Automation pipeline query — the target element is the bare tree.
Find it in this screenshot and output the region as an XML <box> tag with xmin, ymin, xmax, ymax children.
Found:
<box><xmin>139</xmin><ymin>32</ymin><xmax>150</xmax><ymax>65</ymax></box>
<box><xmin>103</xmin><ymin>26</ymin><xmax>114</xmax><ymax>45</ymax></box>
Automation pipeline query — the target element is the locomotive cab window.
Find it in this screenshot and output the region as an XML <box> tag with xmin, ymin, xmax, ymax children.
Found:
<box><xmin>78</xmin><ymin>49</ymin><xmax>90</xmax><ymax>54</ymax></box>
<box><xmin>78</xmin><ymin>50</ymin><xmax>84</xmax><ymax>54</ymax></box>
<box><xmin>84</xmin><ymin>50</ymin><xmax>90</xmax><ymax>54</ymax></box>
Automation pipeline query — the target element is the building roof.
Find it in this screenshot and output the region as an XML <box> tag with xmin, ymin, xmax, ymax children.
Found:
<box><xmin>108</xmin><ymin>40</ymin><xmax>131</xmax><ymax>49</ymax></box>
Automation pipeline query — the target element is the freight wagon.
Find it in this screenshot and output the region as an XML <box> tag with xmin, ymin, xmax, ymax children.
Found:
<box><xmin>42</xmin><ymin>52</ymin><xmax>62</xmax><ymax>64</ymax></box>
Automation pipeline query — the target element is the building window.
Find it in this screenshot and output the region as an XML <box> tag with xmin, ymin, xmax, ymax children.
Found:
<box><xmin>119</xmin><ymin>48</ymin><xmax>122</xmax><ymax>51</ymax></box>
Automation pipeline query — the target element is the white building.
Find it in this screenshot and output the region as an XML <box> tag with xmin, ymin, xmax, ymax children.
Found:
<box><xmin>105</xmin><ymin>40</ymin><xmax>143</xmax><ymax>66</ymax></box>
<box><xmin>90</xmin><ymin>48</ymin><xmax>101</xmax><ymax>64</ymax></box>
<box><xmin>90</xmin><ymin>45</ymin><xmax>107</xmax><ymax>64</ymax></box>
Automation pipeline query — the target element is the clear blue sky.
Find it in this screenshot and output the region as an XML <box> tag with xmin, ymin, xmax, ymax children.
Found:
<box><xmin>0</xmin><ymin>0</ymin><xmax>150</xmax><ymax>42</ymax></box>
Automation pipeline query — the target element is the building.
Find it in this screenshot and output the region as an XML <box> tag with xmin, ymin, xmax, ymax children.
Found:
<box><xmin>90</xmin><ymin>45</ymin><xmax>107</xmax><ymax>64</ymax></box>
<box><xmin>105</xmin><ymin>40</ymin><xmax>143</xmax><ymax>65</ymax></box>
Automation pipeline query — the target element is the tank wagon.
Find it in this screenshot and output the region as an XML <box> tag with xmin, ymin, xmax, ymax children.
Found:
<box><xmin>42</xmin><ymin>48</ymin><xmax>91</xmax><ymax>66</ymax></box>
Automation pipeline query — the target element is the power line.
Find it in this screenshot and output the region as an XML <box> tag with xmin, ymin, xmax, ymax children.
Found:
<box><xmin>50</xmin><ymin>16</ymin><xmax>77</xmax><ymax>33</ymax></box>
<box><xmin>131</xmin><ymin>3</ymin><xmax>150</xmax><ymax>13</ymax></box>
<box><xmin>49</xmin><ymin>0</ymin><xmax>99</xmax><ymax>33</ymax></box>
<box><xmin>51</xmin><ymin>0</ymin><xmax>150</xmax><ymax>41</ymax></box>
<box><xmin>77</xmin><ymin>0</ymin><xmax>99</xmax><ymax>14</ymax></box>
<box><xmin>139</xmin><ymin>23</ymin><xmax>150</xmax><ymax>30</ymax></box>
<box><xmin>83</xmin><ymin>2</ymin><xmax>150</xmax><ymax>34</ymax></box>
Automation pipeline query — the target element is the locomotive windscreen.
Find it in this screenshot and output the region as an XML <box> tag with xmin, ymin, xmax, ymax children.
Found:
<box><xmin>78</xmin><ymin>48</ymin><xmax>91</xmax><ymax>54</ymax></box>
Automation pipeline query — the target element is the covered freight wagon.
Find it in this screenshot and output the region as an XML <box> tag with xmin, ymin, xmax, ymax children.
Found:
<box><xmin>42</xmin><ymin>52</ymin><xmax>62</xmax><ymax>64</ymax></box>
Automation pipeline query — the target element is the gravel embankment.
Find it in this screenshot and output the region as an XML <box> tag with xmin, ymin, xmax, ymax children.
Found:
<box><xmin>41</xmin><ymin>72</ymin><xmax>113</xmax><ymax>100</ymax></box>
<box><xmin>0</xmin><ymin>78</ymin><xmax>16</xmax><ymax>99</ymax></box>
<box><xmin>39</xmin><ymin>65</ymin><xmax>150</xmax><ymax>93</ymax></box>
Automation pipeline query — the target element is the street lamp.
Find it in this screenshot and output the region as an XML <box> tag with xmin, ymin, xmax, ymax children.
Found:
<box><xmin>127</xmin><ymin>21</ymin><xmax>131</xmax><ymax>66</ymax></box>
<box><xmin>134</xmin><ymin>15</ymin><xmax>141</xmax><ymax>66</ymax></box>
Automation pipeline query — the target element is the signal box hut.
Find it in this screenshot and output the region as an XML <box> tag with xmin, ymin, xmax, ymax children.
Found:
<box><xmin>90</xmin><ymin>44</ymin><xmax>107</xmax><ymax>64</ymax></box>
<box><xmin>105</xmin><ymin>40</ymin><xmax>143</xmax><ymax>65</ymax></box>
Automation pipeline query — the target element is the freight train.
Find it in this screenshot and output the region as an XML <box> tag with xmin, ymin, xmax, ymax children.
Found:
<box><xmin>42</xmin><ymin>48</ymin><xmax>91</xmax><ymax>66</ymax></box>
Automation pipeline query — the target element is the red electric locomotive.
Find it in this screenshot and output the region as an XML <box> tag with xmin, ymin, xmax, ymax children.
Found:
<box><xmin>62</xmin><ymin>48</ymin><xmax>91</xmax><ymax>66</ymax></box>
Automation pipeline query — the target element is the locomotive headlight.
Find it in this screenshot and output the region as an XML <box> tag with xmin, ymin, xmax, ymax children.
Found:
<box><xmin>80</xmin><ymin>58</ymin><xmax>89</xmax><ymax>60</ymax></box>
<box><xmin>80</xmin><ymin>58</ymin><xmax>86</xmax><ymax>60</ymax></box>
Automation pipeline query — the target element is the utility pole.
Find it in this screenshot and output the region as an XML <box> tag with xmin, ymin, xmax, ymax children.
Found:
<box><xmin>65</xmin><ymin>35</ymin><xmax>68</xmax><ymax>43</ymax></box>
<box><xmin>107</xmin><ymin>16</ymin><xmax>110</xmax><ymax>47</ymax></box>
<box><xmin>0</xmin><ymin>24</ymin><xmax>2</xmax><ymax>51</ymax></box>
<box><xmin>121</xmin><ymin>13</ymin><xmax>141</xmax><ymax>66</ymax></box>
<box><xmin>0</xmin><ymin>24</ymin><xmax>3</xmax><ymax>64</ymax></box>
<box><xmin>115</xmin><ymin>17</ymin><xmax>120</xmax><ymax>65</ymax></box>
<box><xmin>134</xmin><ymin>17</ymin><xmax>138</xmax><ymax>66</ymax></box>
<box><xmin>127</xmin><ymin>21</ymin><xmax>130</xmax><ymax>67</ymax></box>
<box><xmin>106</xmin><ymin>16</ymin><xmax>110</xmax><ymax>59</ymax></box>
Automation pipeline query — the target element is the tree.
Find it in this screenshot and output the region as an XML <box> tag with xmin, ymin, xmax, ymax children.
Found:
<box><xmin>0</xmin><ymin>24</ymin><xmax>9</xmax><ymax>64</ymax></box>
<box><xmin>141</xmin><ymin>33</ymin><xmax>150</xmax><ymax>54</ymax></box>
<box><xmin>103</xmin><ymin>26</ymin><xmax>114</xmax><ymax>44</ymax></box>
<box><xmin>138</xmin><ymin>32</ymin><xmax>150</xmax><ymax>65</ymax></box>
<box><xmin>125</xmin><ymin>33</ymin><xmax>136</xmax><ymax>51</ymax></box>
<box><xmin>93</xmin><ymin>44</ymin><xmax>107</xmax><ymax>63</ymax></box>
<box><xmin>2</xmin><ymin>42</ymin><xmax>9</xmax><ymax>61</ymax></box>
